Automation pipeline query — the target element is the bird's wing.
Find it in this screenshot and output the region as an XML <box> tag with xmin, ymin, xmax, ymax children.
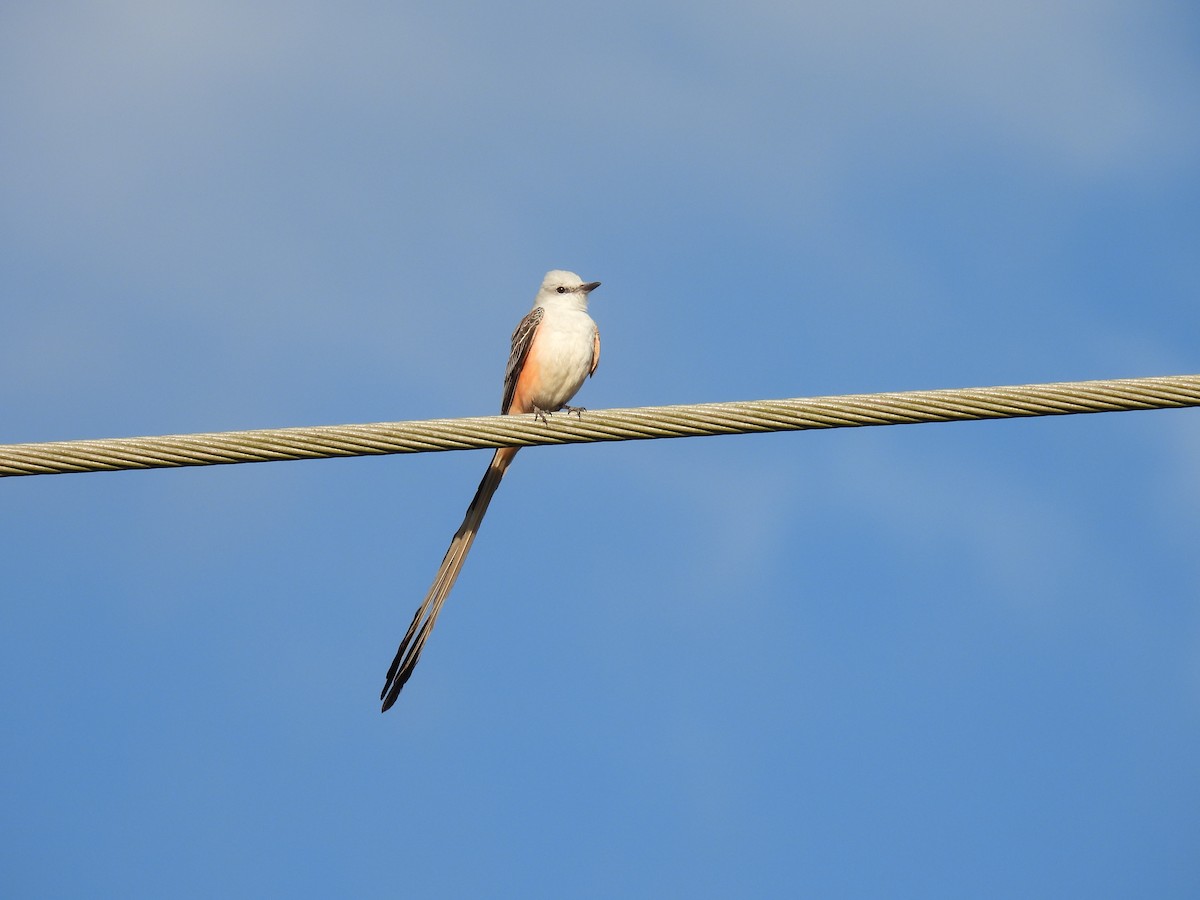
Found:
<box><xmin>501</xmin><ymin>307</ymin><xmax>543</xmax><ymax>414</ymax></box>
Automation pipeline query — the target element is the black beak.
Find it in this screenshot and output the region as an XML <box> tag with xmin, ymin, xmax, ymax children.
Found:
<box><xmin>581</xmin><ymin>281</ymin><xmax>601</xmax><ymax>293</ymax></box>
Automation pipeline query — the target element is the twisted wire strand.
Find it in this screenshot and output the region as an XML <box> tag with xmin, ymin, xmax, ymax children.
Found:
<box><xmin>2</xmin><ymin>374</ymin><xmax>1198</xmax><ymax>478</ymax></box>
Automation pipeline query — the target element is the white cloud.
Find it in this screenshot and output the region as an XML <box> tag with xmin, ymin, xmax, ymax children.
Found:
<box><xmin>4</xmin><ymin>1</ymin><xmax>1195</xmax><ymax>228</ymax></box>
<box><xmin>679</xmin><ymin>0</ymin><xmax>1200</xmax><ymax>178</ymax></box>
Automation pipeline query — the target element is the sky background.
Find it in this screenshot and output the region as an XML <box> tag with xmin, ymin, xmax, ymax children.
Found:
<box><xmin>2</xmin><ymin>2</ymin><xmax>1199</xmax><ymax>897</ymax></box>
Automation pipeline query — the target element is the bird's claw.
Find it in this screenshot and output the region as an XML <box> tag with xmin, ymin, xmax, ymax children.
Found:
<box><xmin>562</xmin><ymin>405</ymin><xmax>586</xmax><ymax>419</ymax></box>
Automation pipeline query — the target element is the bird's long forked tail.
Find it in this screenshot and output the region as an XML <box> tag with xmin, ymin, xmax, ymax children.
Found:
<box><xmin>380</xmin><ymin>448</ymin><xmax>516</xmax><ymax>712</ymax></box>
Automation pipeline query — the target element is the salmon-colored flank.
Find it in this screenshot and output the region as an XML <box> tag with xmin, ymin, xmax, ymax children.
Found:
<box><xmin>508</xmin><ymin>327</ymin><xmax>546</xmax><ymax>416</ymax></box>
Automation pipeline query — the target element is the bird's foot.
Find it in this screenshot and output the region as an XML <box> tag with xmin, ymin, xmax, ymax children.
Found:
<box><xmin>561</xmin><ymin>405</ymin><xmax>586</xmax><ymax>419</ymax></box>
<box><xmin>532</xmin><ymin>406</ymin><xmax>553</xmax><ymax>424</ymax></box>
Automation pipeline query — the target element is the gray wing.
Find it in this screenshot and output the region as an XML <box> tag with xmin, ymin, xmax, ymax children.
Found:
<box><xmin>501</xmin><ymin>307</ymin><xmax>543</xmax><ymax>414</ymax></box>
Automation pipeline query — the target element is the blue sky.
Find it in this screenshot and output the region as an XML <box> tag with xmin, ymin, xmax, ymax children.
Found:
<box><xmin>2</xmin><ymin>3</ymin><xmax>1199</xmax><ymax>896</ymax></box>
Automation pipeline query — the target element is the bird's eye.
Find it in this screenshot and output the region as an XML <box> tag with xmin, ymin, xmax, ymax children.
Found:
<box><xmin>556</xmin><ymin>286</ymin><xmax>566</xmax><ymax>293</ymax></box>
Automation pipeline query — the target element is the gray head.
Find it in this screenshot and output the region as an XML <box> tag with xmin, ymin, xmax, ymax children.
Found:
<box><xmin>536</xmin><ymin>270</ymin><xmax>601</xmax><ymax>305</ymax></box>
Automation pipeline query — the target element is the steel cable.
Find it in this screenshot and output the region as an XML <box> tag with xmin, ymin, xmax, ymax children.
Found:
<box><xmin>2</xmin><ymin>374</ymin><xmax>1197</xmax><ymax>478</ymax></box>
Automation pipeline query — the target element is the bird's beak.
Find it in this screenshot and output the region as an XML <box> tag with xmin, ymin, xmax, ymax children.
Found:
<box><xmin>581</xmin><ymin>281</ymin><xmax>601</xmax><ymax>293</ymax></box>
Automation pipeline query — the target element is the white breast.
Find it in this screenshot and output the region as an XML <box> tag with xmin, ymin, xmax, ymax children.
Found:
<box><xmin>528</xmin><ymin>306</ymin><xmax>597</xmax><ymax>410</ymax></box>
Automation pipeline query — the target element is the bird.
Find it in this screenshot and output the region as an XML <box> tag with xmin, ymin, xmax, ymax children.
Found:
<box><xmin>380</xmin><ymin>270</ymin><xmax>602</xmax><ymax>712</ymax></box>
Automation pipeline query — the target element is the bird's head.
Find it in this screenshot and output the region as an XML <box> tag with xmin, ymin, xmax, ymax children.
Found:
<box><xmin>537</xmin><ymin>270</ymin><xmax>601</xmax><ymax>307</ymax></box>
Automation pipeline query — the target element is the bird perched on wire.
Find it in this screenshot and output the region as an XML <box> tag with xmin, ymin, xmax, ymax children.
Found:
<box><xmin>380</xmin><ymin>270</ymin><xmax>602</xmax><ymax>712</ymax></box>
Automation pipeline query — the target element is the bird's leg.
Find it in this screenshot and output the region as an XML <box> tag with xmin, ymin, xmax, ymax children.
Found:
<box><xmin>561</xmin><ymin>405</ymin><xmax>587</xmax><ymax>418</ymax></box>
<box><xmin>532</xmin><ymin>406</ymin><xmax>553</xmax><ymax>424</ymax></box>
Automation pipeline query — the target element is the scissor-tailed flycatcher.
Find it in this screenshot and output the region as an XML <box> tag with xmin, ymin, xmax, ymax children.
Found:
<box><xmin>380</xmin><ymin>270</ymin><xmax>602</xmax><ymax>712</ymax></box>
